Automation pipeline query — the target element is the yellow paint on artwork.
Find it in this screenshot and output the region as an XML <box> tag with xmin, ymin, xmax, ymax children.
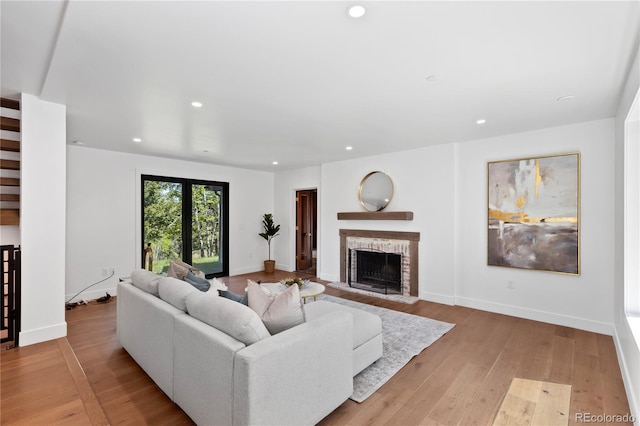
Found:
<box><xmin>489</xmin><ymin>209</ymin><xmax>529</xmax><ymax>222</ymax></box>
<box><xmin>489</xmin><ymin>209</ymin><xmax>577</xmax><ymax>224</ymax></box>
<box><xmin>535</xmin><ymin>159</ymin><xmax>542</xmax><ymax>198</ymax></box>
<box><xmin>515</xmin><ymin>196</ymin><xmax>526</xmax><ymax>209</ymax></box>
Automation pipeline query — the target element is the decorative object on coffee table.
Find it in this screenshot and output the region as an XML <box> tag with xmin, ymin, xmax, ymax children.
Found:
<box><xmin>279</xmin><ymin>277</ymin><xmax>310</xmax><ymax>288</ymax></box>
<box><xmin>259</xmin><ymin>213</ymin><xmax>280</xmax><ymax>273</ymax></box>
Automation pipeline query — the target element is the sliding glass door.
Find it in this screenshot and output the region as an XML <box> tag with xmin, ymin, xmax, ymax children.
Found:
<box><xmin>142</xmin><ymin>175</ymin><xmax>229</xmax><ymax>277</ymax></box>
<box><xmin>190</xmin><ymin>183</ymin><xmax>224</xmax><ymax>275</ymax></box>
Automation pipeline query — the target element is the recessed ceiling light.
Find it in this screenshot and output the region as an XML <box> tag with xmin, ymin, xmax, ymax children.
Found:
<box><xmin>133</xmin><ymin>138</ymin><xmax>142</xmax><ymax>143</ymax></box>
<box><xmin>425</xmin><ymin>75</ymin><xmax>437</xmax><ymax>82</ymax></box>
<box><xmin>476</xmin><ymin>119</ymin><xmax>486</xmax><ymax>124</ymax></box>
<box><xmin>72</xmin><ymin>140</ymin><xmax>85</xmax><ymax>145</ymax></box>
<box><xmin>191</xmin><ymin>101</ymin><xmax>203</xmax><ymax>108</ymax></box>
<box><xmin>346</xmin><ymin>146</ymin><xmax>353</xmax><ymax>150</ymax></box>
<box><xmin>557</xmin><ymin>95</ymin><xmax>576</xmax><ymax>102</ymax></box>
<box><xmin>272</xmin><ymin>161</ymin><xmax>278</xmax><ymax>165</ymax></box>
<box><xmin>203</xmin><ymin>149</ymin><xmax>209</xmax><ymax>153</ymax></box>
<box><xmin>347</xmin><ymin>4</ymin><xmax>366</xmax><ymax>18</ymax></box>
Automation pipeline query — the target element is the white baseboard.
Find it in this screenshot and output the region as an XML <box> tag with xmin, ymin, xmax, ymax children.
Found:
<box><xmin>319</xmin><ymin>273</ymin><xmax>339</xmax><ymax>283</ymax></box>
<box><xmin>229</xmin><ymin>265</ymin><xmax>264</xmax><ymax>276</ymax></box>
<box><xmin>421</xmin><ymin>291</ymin><xmax>455</xmax><ymax>306</ymax></box>
<box><xmin>276</xmin><ymin>262</ymin><xmax>294</xmax><ymax>272</ymax></box>
<box><xmin>19</xmin><ymin>322</ymin><xmax>67</xmax><ymax>347</ymax></box>
<box><xmin>613</xmin><ymin>323</ymin><xmax>640</xmax><ymax>423</ymax></box>
<box><xmin>455</xmin><ymin>296</ymin><xmax>614</xmax><ymax>335</ymax></box>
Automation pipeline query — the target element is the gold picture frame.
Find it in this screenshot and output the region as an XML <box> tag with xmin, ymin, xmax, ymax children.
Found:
<box><xmin>487</xmin><ymin>152</ymin><xmax>580</xmax><ymax>275</ymax></box>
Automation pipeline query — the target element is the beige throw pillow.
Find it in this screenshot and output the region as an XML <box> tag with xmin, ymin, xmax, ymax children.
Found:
<box><xmin>167</xmin><ymin>260</ymin><xmax>190</xmax><ymax>280</ymax></box>
<box><xmin>247</xmin><ymin>280</ymin><xmax>304</xmax><ymax>334</ymax></box>
<box><xmin>167</xmin><ymin>259</ymin><xmax>205</xmax><ymax>280</ymax></box>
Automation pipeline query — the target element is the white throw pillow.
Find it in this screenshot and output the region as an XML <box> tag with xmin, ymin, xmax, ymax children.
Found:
<box><xmin>209</xmin><ymin>277</ymin><xmax>228</xmax><ymax>292</ymax></box>
<box><xmin>247</xmin><ymin>280</ymin><xmax>304</xmax><ymax>334</ymax></box>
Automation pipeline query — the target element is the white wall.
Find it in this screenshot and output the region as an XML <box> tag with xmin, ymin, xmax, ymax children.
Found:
<box><xmin>456</xmin><ymin>119</ymin><xmax>615</xmax><ymax>335</ymax></box>
<box><xmin>66</xmin><ymin>147</ymin><xmax>274</xmax><ymax>301</ymax></box>
<box><xmin>315</xmin><ymin>144</ymin><xmax>457</xmax><ymax>304</ymax></box>
<box><xmin>273</xmin><ymin>166</ymin><xmax>321</xmax><ymax>272</ymax></box>
<box><xmin>20</xmin><ymin>94</ymin><xmax>67</xmax><ymax>346</ymax></box>
<box><xmin>279</xmin><ymin>119</ymin><xmax>617</xmax><ymax>334</ymax></box>
<box><xmin>614</xmin><ymin>45</ymin><xmax>640</xmax><ymax>420</ymax></box>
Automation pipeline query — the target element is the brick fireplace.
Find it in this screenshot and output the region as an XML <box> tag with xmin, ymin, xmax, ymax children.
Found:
<box><xmin>339</xmin><ymin>229</ymin><xmax>420</xmax><ymax>297</ymax></box>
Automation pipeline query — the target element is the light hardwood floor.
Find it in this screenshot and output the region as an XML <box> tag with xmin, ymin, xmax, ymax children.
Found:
<box><xmin>1</xmin><ymin>270</ymin><xmax>633</xmax><ymax>425</ymax></box>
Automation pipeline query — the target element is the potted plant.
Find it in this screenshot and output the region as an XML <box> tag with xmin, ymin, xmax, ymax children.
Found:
<box><xmin>259</xmin><ymin>213</ymin><xmax>280</xmax><ymax>273</ymax></box>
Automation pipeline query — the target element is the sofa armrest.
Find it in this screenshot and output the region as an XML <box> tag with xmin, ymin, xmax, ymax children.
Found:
<box><xmin>117</xmin><ymin>281</ymin><xmax>184</xmax><ymax>399</ymax></box>
<box><xmin>233</xmin><ymin>310</ymin><xmax>353</xmax><ymax>426</ymax></box>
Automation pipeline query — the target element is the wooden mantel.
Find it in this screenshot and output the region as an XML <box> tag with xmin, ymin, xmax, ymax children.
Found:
<box><xmin>337</xmin><ymin>211</ymin><xmax>413</xmax><ymax>220</ymax></box>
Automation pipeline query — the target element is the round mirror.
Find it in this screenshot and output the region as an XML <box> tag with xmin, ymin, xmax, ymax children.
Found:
<box><xmin>358</xmin><ymin>171</ymin><xmax>394</xmax><ymax>212</ymax></box>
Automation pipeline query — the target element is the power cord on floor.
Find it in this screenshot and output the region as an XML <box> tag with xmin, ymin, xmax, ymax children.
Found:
<box><xmin>96</xmin><ymin>292</ymin><xmax>111</xmax><ymax>303</ymax></box>
<box><xmin>66</xmin><ymin>292</ymin><xmax>113</xmax><ymax>310</ymax></box>
<box><xmin>65</xmin><ymin>272</ymin><xmax>115</xmax><ymax>309</ymax></box>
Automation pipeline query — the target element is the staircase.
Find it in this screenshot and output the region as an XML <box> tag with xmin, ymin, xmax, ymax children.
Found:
<box><xmin>0</xmin><ymin>98</ymin><xmax>20</xmax><ymax>226</ymax></box>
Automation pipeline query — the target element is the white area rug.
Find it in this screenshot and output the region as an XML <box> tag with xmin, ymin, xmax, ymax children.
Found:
<box><xmin>317</xmin><ymin>294</ymin><xmax>455</xmax><ymax>402</ymax></box>
<box><xmin>327</xmin><ymin>281</ymin><xmax>420</xmax><ymax>304</ymax></box>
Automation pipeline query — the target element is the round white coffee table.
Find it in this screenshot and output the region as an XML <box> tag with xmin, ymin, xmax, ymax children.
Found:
<box><xmin>260</xmin><ymin>282</ymin><xmax>325</xmax><ymax>303</ymax></box>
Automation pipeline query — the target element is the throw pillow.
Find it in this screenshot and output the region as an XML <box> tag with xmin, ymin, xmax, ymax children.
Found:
<box><xmin>172</xmin><ymin>258</ymin><xmax>205</xmax><ymax>278</ymax></box>
<box><xmin>210</xmin><ymin>277</ymin><xmax>228</xmax><ymax>291</ymax></box>
<box><xmin>247</xmin><ymin>280</ymin><xmax>304</xmax><ymax>334</ymax></box>
<box><xmin>167</xmin><ymin>260</ymin><xmax>190</xmax><ymax>280</ymax></box>
<box><xmin>219</xmin><ymin>290</ymin><xmax>248</xmax><ymax>305</ymax></box>
<box><xmin>184</xmin><ymin>270</ymin><xmax>210</xmax><ymax>292</ymax></box>
<box><xmin>185</xmin><ymin>291</ymin><xmax>270</xmax><ymax>345</ymax></box>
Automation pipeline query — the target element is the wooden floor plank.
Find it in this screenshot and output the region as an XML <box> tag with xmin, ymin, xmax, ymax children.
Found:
<box><xmin>2</xmin><ymin>270</ymin><xmax>633</xmax><ymax>425</ymax></box>
<box><xmin>492</xmin><ymin>378</ymin><xmax>571</xmax><ymax>426</ymax></box>
<box><xmin>57</xmin><ymin>338</ymin><xmax>110</xmax><ymax>426</ymax></box>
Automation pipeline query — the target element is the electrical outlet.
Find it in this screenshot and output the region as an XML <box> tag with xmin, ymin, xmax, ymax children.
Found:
<box><xmin>101</xmin><ymin>268</ymin><xmax>115</xmax><ymax>276</ymax></box>
<box><xmin>507</xmin><ymin>280</ymin><xmax>515</xmax><ymax>290</ymax></box>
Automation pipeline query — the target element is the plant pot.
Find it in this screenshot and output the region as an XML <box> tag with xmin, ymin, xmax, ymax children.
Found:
<box><xmin>264</xmin><ymin>260</ymin><xmax>276</xmax><ymax>273</ymax></box>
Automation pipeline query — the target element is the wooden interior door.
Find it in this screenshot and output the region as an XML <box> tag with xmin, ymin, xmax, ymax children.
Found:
<box><xmin>296</xmin><ymin>190</ymin><xmax>315</xmax><ymax>271</ymax></box>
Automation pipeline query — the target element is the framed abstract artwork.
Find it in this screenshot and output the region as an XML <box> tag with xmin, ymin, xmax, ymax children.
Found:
<box><xmin>487</xmin><ymin>152</ymin><xmax>580</xmax><ymax>275</ymax></box>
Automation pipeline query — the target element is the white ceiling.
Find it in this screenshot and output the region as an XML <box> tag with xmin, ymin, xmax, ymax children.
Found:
<box><xmin>2</xmin><ymin>1</ymin><xmax>639</xmax><ymax>171</ymax></box>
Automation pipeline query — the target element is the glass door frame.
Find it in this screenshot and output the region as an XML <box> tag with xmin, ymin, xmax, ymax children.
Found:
<box><xmin>141</xmin><ymin>174</ymin><xmax>229</xmax><ymax>278</ymax></box>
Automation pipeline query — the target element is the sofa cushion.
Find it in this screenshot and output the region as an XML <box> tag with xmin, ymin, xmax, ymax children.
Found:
<box><xmin>304</xmin><ymin>300</ymin><xmax>382</xmax><ymax>350</ymax></box>
<box><xmin>130</xmin><ymin>269</ymin><xmax>160</xmax><ymax>296</ymax></box>
<box><xmin>158</xmin><ymin>277</ymin><xmax>200</xmax><ymax>312</ymax></box>
<box><xmin>247</xmin><ymin>280</ymin><xmax>305</xmax><ymax>335</ymax></box>
<box><xmin>186</xmin><ymin>291</ymin><xmax>270</xmax><ymax>346</ymax></box>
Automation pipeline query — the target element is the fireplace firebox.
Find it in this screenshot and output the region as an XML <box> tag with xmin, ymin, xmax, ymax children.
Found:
<box><xmin>348</xmin><ymin>248</ymin><xmax>402</xmax><ymax>295</ymax></box>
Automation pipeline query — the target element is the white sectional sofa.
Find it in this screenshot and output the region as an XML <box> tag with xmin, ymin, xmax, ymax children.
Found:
<box><xmin>117</xmin><ymin>270</ymin><xmax>382</xmax><ymax>426</ymax></box>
